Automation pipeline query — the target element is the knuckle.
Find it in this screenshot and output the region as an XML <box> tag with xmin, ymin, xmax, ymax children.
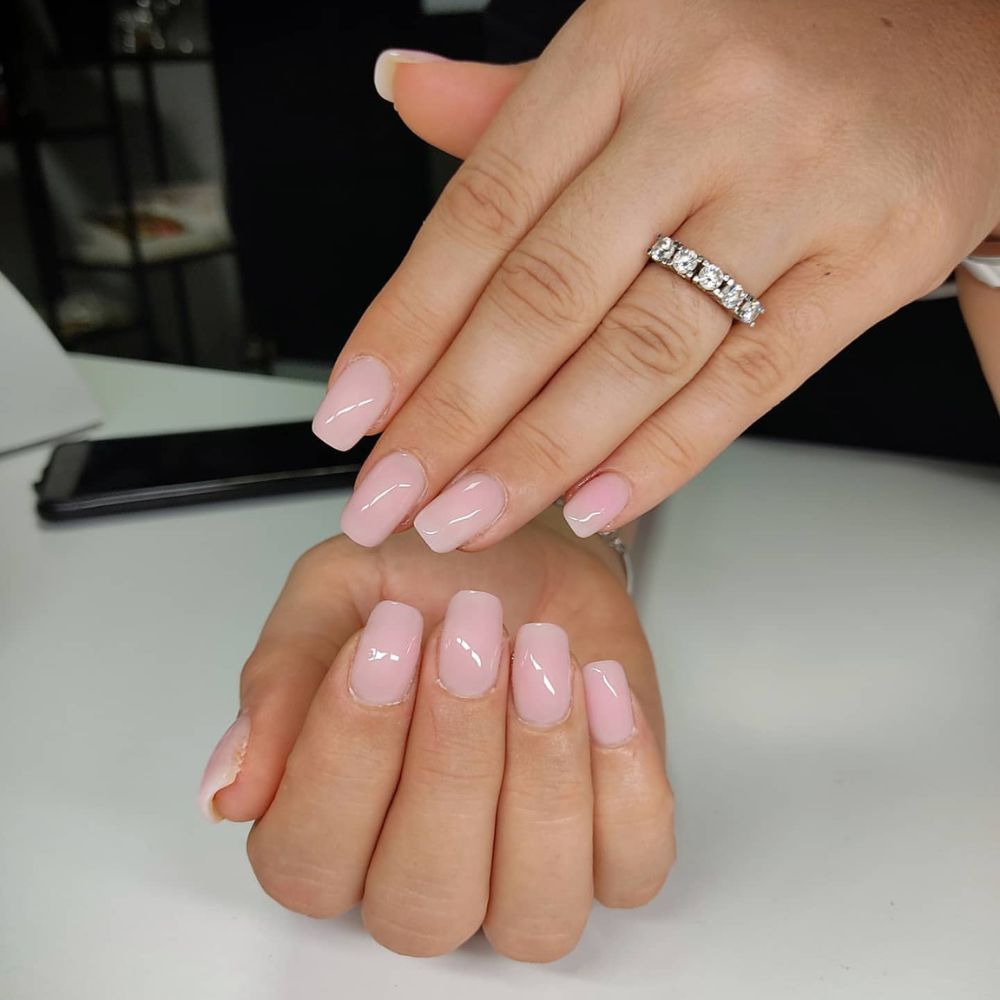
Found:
<box><xmin>492</xmin><ymin>235</ymin><xmax>598</xmax><ymax>329</ymax></box>
<box><xmin>636</xmin><ymin>415</ymin><xmax>701</xmax><ymax>481</ymax></box>
<box><xmin>246</xmin><ymin>831</ymin><xmax>359</xmax><ymax>918</ymax></box>
<box><xmin>439</xmin><ymin>150</ymin><xmax>531</xmax><ymax>246</ymax></box>
<box><xmin>505</xmin><ymin>416</ymin><xmax>573</xmax><ymax>481</ymax></box>
<box><xmin>597</xmin><ymin>295</ymin><xmax>700</xmax><ymax>381</ymax></box>
<box><xmin>410</xmin><ymin>374</ymin><xmax>484</xmax><ymax>445</ymax></box>
<box><xmin>715</xmin><ymin>330</ymin><xmax>798</xmax><ymax>401</ymax></box>
<box><xmin>364</xmin><ymin>887</ymin><xmax>485</xmax><ymax>957</ymax></box>
<box><xmin>367</xmin><ymin>287</ymin><xmax>449</xmax><ymax>360</ymax></box>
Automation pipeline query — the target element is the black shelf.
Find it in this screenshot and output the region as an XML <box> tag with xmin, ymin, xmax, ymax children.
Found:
<box><xmin>60</xmin><ymin>243</ymin><xmax>236</xmax><ymax>272</ymax></box>
<box><xmin>0</xmin><ymin>122</ymin><xmax>111</xmax><ymax>143</ymax></box>
<box><xmin>56</xmin><ymin>51</ymin><xmax>214</xmax><ymax>69</ymax></box>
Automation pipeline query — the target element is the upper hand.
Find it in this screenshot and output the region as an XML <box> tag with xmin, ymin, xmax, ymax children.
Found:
<box><xmin>313</xmin><ymin>0</ymin><xmax>1000</xmax><ymax>551</ymax></box>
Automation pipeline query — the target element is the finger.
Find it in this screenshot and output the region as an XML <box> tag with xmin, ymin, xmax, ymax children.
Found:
<box><xmin>391</xmin><ymin>57</ymin><xmax>531</xmax><ymax>159</ymax></box>
<box><xmin>245</xmin><ymin>601</ymin><xmax>423</xmax><ymax>918</ymax></box>
<box><xmin>484</xmin><ymin>624</ymin><xmax>593</xmax><ymax>963</ymax></box>
<box><xmin>363</xmin><ymin>591</ymin><xmax>508</xmax><ymax>956</ymax></box>
<box><xmin>566</xmin><ymin>253</ymin><xmax>915</xmax><ymax>529</ymax></box>
<box><xmin>427</xmin><ymin>196</ymin><xmax>811</xmax><ymax>550</ymax></box>
<box><xmin>582</xmin><ymin>661</ymin><xmax>675</xmax><ymax>908</ymax></box>
<box><xmin>312</xmin><ymin>9</ymin><xmax>622</xmax><ymax>455</ymax></box>
<box><xmin>206</xmin><ymin>543</ymin><xmax>366</xmax><ymax>823</ymax></box>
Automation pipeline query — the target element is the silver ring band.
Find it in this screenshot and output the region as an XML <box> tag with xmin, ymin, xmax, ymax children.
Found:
<box><xmin>647</xmin><ymin>235</ymin><xmax>765</xmax><ymax>326</ymax></box>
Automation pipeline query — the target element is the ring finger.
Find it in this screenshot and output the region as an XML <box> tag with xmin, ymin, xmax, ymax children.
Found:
<box><xmin>412</xmin><ymin>195</ymin><xmax>811</xmax><ymax>551</ymax></box>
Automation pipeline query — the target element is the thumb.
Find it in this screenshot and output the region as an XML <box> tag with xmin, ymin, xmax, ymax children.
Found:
<box><xmin>377</xmin><ymin>52</ymin><xmax>533</xmax><ymax>159</ymax></box>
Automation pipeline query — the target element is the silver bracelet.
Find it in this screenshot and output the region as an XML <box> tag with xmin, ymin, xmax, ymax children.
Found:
<box><xmin>597</xmin><ymin>527</ymin><xmax>634</xmax><ymax>596</ymax></box>
<box><xmin>962</xmin><ymin>237</ymin><xmax>1000</xmax><ymax>288</ymax></box>
<box><xmin>554</xmin><ymin>499</ymin><xmax>634</xmax><ymax>594</ymax></box>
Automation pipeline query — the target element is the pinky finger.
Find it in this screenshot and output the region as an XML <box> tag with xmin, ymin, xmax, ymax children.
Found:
<box><xmin>565</xmin><ymin>257</ymin><xmax>915</xmax><ymax>532</ymax></box>
<box><xmin>583</xmin><ymin>661</ymin><xmax>674</xmax><ymax>908</ymax></box>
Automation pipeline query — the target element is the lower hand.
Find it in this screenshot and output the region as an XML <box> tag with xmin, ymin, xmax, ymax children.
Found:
<box><xmin>199</xmin><ymin>512</ymin><xmax>674</xmax><ymax>961</ymax></box>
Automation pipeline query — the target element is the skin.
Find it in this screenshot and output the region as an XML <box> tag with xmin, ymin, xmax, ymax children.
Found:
<box><xmin>329</xmin><ymin>0</ymin><xmax>1000</xmax><ymax>549</ymax></box>
<box><xmin>213</xmin><ymin>510</ymin><xmax>674</xmax><ymax>961</ymax></box>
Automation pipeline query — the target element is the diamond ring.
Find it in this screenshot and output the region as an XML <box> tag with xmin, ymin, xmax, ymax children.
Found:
<box><xmin>646</xmin><ymin>236</ymin><xmax>765</xmax><ymax>326</ymax></box>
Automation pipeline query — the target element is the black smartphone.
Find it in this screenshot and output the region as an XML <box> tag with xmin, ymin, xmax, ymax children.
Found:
<box><xmin>34</xmin><ymin>421</ymin><xmax>372</xmax><ymax>522</ymax></box>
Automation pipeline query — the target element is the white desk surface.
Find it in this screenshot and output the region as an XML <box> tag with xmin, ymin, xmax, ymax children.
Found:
<box><xmin>1</xmin><ymin>355</ymin><xmax>998</xmax><ymax>999</ymax></box>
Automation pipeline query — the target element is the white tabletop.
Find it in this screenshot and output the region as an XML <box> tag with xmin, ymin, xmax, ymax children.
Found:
<box><xmin>1</xmin><ymin>356</ymin><xmax>998</xmax><ymax>999</ymax></box>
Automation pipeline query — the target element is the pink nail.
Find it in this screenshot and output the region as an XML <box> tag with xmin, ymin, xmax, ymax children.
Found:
<box><xmin>582</xmin><ymin>660</ymin><xmax>635</xmax><ymax>747</ymax></box>
<box><xmin>341</xmin><ymin>452</ymin><xmax>426</xmax><ymax>547</ymax></box>
<box><xmin>374</xmin><ymin>49</ymin><xmax>448</xmax><ymax>103</ymax></box>
<box><xmin>439</xmin><ymin>590</ymin><xmax>504</xmax><ymax>698</ymax></box>
<box><xmin>563</xmin><ymin>472</ymin><xmax>630</xmax><ymax>538</ymax></box>
<box><xmin>350</xmin><ymin>601</ymin><xmax>423</xmax><ymax>705</ymax></box>
<box><xmin>198</xmin><ymin>712</ymin><xmax>251</xmax><ymax>822</ymax></box>
<box><xmin>312</xmin><ymin>356</ymin><xmax>392</xmax><ymax>451</ymax></box>
<box><xmin>512</xmin><ymin>623</ymin><xmax>572</xmax><ymax>727</ymax></box>
<box><xmin>413</xmin><ymin>473</ymin><xmax>506</xmax><ymax>553</ymax></box>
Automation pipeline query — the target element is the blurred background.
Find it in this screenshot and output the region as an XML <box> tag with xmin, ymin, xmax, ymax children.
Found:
<box><xmin>0</xmin><ymin>0</ymin><xmax>996</xmax><ymax>462</ymax></box>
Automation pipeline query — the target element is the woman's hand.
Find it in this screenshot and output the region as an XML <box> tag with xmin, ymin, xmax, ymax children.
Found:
<box><xmin>313</xmin><ymin>0</ymin><xmax>1000</xmax><ymax>552</ymax></box>
<box><xmin>199</xmin><ymin>513</ymin><xmax>674</xmax><ymax>961</ymax></box>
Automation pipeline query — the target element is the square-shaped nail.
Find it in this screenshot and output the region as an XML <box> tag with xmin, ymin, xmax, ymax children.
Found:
<box><xmin>341</xmin><ymin>452</ymin><xmax>426</xmax><ymax>548</ymax></box>
<box><xmin>438</xmin><ymin>590</ymin><xmax>504</xmax><ymax>698</ymax></box>
<box><xmin>563</xmin><ymin>472</ymin><xmax>630</xmax><ymax>538</ymax></box>
<box><xmin>350</xmin><ymin>601</ymin><xmax>423</xmax><ymax>705</ymax></box>
<box><xmin>512</xmin><ymin>622</ymin><xmax>572</xmax><ymax>727</ymax></box>
<box><xmin>413</xmin><ymin>472</ymin><xmax>505</xmax><ymax>553</ymax></box>
<box><xmin>312</xmin><ymin>356</ymin><xmax>392</xmax><ymax>451</ymax></box>
<box><xmin>582</xmin><ymin>660</ymin><xmax>635</xmax><ymax>746</ymax></box>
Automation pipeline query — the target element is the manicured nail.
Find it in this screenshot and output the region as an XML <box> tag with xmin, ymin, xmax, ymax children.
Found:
<box><xmin>350</xmin><ymin>601</ymin><xmax>423</xmax><ymax>705</ymax></box>
<box><xmin>582</xmin><ymin>660</ymin><xmax>635</xmax><ymax>747</ymax></box>
<box><xmin>312</xmin><ymin>356</ymin><xmax>392</xmax><ymax>452</ymax></box>
<box><xmin>374</xmin><ymin>49</ymin><xmax>449</xmax><ymax>103</ymax></box>
<box><xmin>512</xmin><ymin>623</ymin><xmax>572</xmax><ymax>727</ymax></box>
<box><xmin>413</xmin><ymin>472</ymin><xmax>506</xmax><ymax>553</ymax></box>
<box><xmin>198</xmin><ymin>712</ymin><xmax>251</xmax><ymax>822</ymax></box>
<box><xmin>341</xmin><ymin>451</ymin><xmax>426</xmax><ymax>547</ymax></box>
<box><xmin>563</xmin><ymin>472</ymin><xmax>630</xmax><ymax>538</ymax></box>
<box><xmin>439</xmin><ymin>590</ymin><xmax>504</xmax><ymax>698</ymax></box>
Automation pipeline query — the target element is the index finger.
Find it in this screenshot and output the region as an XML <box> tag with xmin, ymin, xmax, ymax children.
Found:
<box><xmin>311</xmin><ymin>10</ymin><xmax>620</xmax><ymax>455</ymax></box>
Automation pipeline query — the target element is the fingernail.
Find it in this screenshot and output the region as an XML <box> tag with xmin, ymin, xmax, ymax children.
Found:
<box><xmin>374</xmin><ymin>49</ymin><xmax>449</xmax><ymax>103</ymax></box>
<box><xmin>198</xmin><ymin>712</ymin><xmax>251</xmax><ymax>822</ymax></box>
<box><xmin>563</xmin><ymin>472</ymin><xmax>630</xmax><ymax>538</ymax></box>
<box><xmin>582</xmin><ymin>660</ymin><xmax>635</xmax><ymax>747</ymax></box>
<box><xmin>350</xmin><ymin>601</ymin><xmax>423</xmax><ymax>705</ymax></box>
<box><xmin>439</xmin><ymin>590</ymin><xmax>504</xmax><ymax>698</ymax></box>
<box><xmin>312</xmin><ymin>356</ymin><xmax>392</xmax><ymax>452</ymax></box>
<box><xmin>512</xmin><ymin>623</ymin><xmax>572</xmax><ymax>728</ymax></box>
<box><xmin>413</xmin><ymin>472</ymin><xmax>506</xmax><ymax>553</ymax></box>
<box><xmin>341</xmin><ymin>451</ymin><xmax>426</xmax><ymax>547</ymax></box>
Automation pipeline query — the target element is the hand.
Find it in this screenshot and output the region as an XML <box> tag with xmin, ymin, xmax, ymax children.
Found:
<box><xmin>199</xmin><ymin>513</ymin><xmax>674</xmax><ymax>961</ymax></box>
<box><xmin>312</xmin><ymin>0</ymin><xmax>1000</xmax><ymax>554</ymax></box>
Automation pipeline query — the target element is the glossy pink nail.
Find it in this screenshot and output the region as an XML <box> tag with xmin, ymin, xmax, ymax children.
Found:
<box><xmin>582</xmin><ymin>660</ymin><xmax>635</xmax><ymax>746</ymax></box>
<box><xmin>312</xmin><ymin>356</ymin><xmax>392</xmax><ymax>451</ymax></box>
<box><xmin>413</xmin><ymin>473</ymin><xmax>506</xmax><ymax>553</ymax></box>
<box><xmin>563</xmin><ymin>472</ymin><xmax>630</xmax><ymax>538</ymax></box>
<box><xmin>512</xmin><ymin>623</ymin><xmax>572</xmax><ymax>727</ymax></box>
<box><xmin>439</xmin><ymin>590</ymin><xmax>504</xmax><ymax>698</ymax></box>
<box><xmin>341</xmin><ymin>452</ymin><xmax>426</xmax><ymax>547</ymax></box>
<box><xmin>198</xmin><ymin>712</ymin><xmax>251</xmax><ymax>822</ymax></box>
<box><xmin>350</xmin><ymin>601</ymin><xmax>423</xmax><ymax>705</ymax></box>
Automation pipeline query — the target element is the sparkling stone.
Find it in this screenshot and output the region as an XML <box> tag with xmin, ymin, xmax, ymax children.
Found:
<box><xmin>715</xmin><ymin>280</ymin><xmax>745</xmax><ymax>310</ymax></box>
<box><xmin>693</xmin><ymin>262</ymin><xmax>723</xmax><ymax>291</ymax></box>
<box><xmin>648</xmin><ymin>237</ymin><xmax>675</xmax><ymax>264</ymax></box>
<box><xmin>736</xmin><ymin>297</ymin><xmax>764</xmax><ymax>325</ymax></box>
<box><xmin>671</xmin><ymin>246</ymin><xmax>699</xmax><ymax>277</ymax></box>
